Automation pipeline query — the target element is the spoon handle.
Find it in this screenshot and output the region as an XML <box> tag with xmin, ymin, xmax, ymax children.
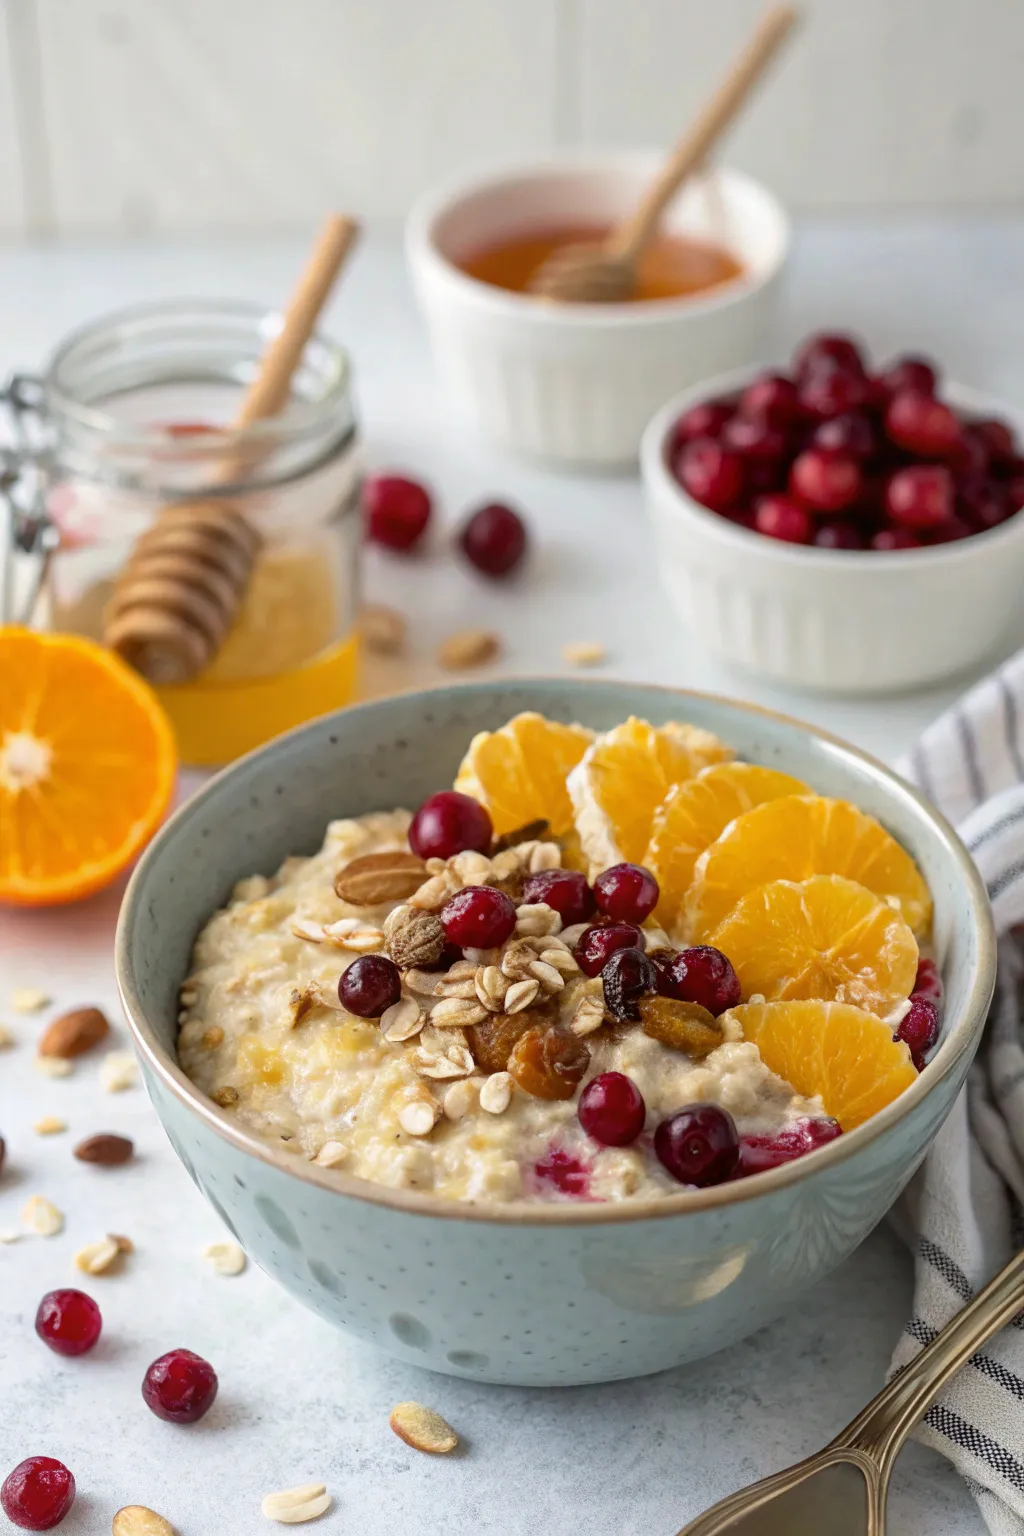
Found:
<box><xmin>836</xmin><ymin>1247</ymin><xmax>1024</xmax><ymax>1476</ymax></box>
<box><xmin>608</xmin><ymin>5</ymin><xmax>798</xmax><ymax>265</ymax></box>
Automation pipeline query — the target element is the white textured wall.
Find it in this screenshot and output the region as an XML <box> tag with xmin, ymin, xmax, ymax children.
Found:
<box><xmin>2</xmin><ymin>0</ymin><xmax>1023</xmax><ymax>239</ymax></box>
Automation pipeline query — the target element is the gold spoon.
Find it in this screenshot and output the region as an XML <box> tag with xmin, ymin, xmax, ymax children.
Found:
<box><xmin>529</xmin><ymin>5</ymin><xmax>797</xmax><ymax>305</ymax></box>
<box><xmin>677</xmin><ymin>1247</ymin><xmax>1024</xmax><ymax>1535</ymax></box>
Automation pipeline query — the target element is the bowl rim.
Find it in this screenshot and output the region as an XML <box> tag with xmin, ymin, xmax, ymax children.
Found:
<box><xmin>116</xmin><ymin>679</ymin><xmax>996</xmax><ymax>1227</ymax></box>
<box><xmin>405</xmin><ymin>153</ymin><xmax>791</xmax><ymax>330</ymax></box>
<box><xmin>641</xmin><ymin>367</ymin><xmax>1024</xmax><ymax>568</ymax></box>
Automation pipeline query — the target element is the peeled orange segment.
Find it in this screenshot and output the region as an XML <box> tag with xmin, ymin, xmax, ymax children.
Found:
<box><xmin>645</xmin><ymin>762</ymin><xmax>809</xmax><ymax>939</ymax></box>
<box><xmin>567</xmin><ymin>716</ymin><xmax>733</xmax><ymax>870</ymax></box>
<box><xmin>727</xmin><ymin>999</ymin><xmax>918</xmax><ymax>1130</ymax></box>
<box><xmin>686</xmin><ymin>793</ymin><xmax>933</xmax><ymax>941</ymax></box>
<box><xmin>711</xmin><ymin>874</ymin><xmax>918</xmax><ymax>1017</ymax></box>
<box><xmin>454</xmin><ymin>712</ymin><xmax>593</xmax><ymax>837</ymax></box>
<box><xmin>0</xmin><ymin>627</ymin><xmax>176</xmax><ymax>905</ymax></box>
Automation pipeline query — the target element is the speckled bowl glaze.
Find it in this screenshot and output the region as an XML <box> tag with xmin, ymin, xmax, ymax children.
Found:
<box><xmin>116</xmin><ymin>681</ymin><xmax>995</xmax><ymax>1387</ymax></box>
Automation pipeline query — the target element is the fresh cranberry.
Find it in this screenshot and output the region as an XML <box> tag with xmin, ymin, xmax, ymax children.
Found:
<box><xmin>441</xmin><ymin>886</ymin><xmax>516</xmax><ymax>949</ymax></box>
<box><xmin>738</xmin><ymin>372</ymin><xmax>802</xmax><ymax>427</ymax></box>
<box><xmin>814</xmin><ymin>520</ymin><xmax>865</xmax><ymax>550</ymax></box>
<box><xmin>754</xmin><ymin>494</ymin><xmax>813</xmax><ymax>544</ymax></box>
<box><xmin>573</xmin><ymin>922</ymin><xmax>643</xmax><ymax>978</ymax></box>
<box><xmin>966</xmin><ymin>483</ymin><xmax>1010</xmax><ymax>531</ymax></box>
<box><xmin>799</xmin><ymin>365</ymin><xmax>871</xmax><ymax>421</ymax></box>
<box><xmin>458</xmin><ymin>501</ymin><xmax>528</xmax><ymax>578</ymax></box>
<box><xmin>971</xmin><ymin>417</ymin><xmax>1016</xmax><ymax>463</ymax></box>
<box><xmin>1</xmin><ymin>1458</ymin><xmax>75</xmax><ymax>1531</ymax></box>
<box><xmin>657</xmin><ymin>945</ymin><xmax>741</xmax><ymax>1015</ymax></box>
<box><xmin>422</xmin><ymin>940</ymin><xmax>464</xmax><ymax>972</ymax></box>
<box><xmin>654</xmin><ymin>1105</ymin><xmax>739</xmax><ymax>1186</ymax></box>
<box><xmin>722</xmin><ymin>415</ymin><xmax>788</xmax><ymax>463</ymax></box>
<box><xmin>34</xmin><ymin>1290</ymin><xmax>101</xmax><ymax>1357</ymax></box>
<box><xmin>928</xmin><ymin>516</ymin><xmax>972</xmax><ymax>544</ymax></box>
<box><xmin>790</xmin><ymin>449</ymin><xmax>862</xmax><ymax>512</ymax></box>
<box><xmin>673</xmin><ymin>399</ymin><xmax>734</xmax><ymax>445</ymax></box>
<box><xmin>878</xmin><ymin>356</ymin><xmax>937</xmax><ymax>397</ymax></box>
<box><xmin>1005</xmin><ymin>468</ymin><xmax>1024</xmax><ymax>513</ymax></box>
<box><xmin>601</xmin><ymin>946</ymin><xmax>657</xmax><ymax>1021</ymax></box>
<box><xmin>592</xmin><ymin>863</ymin><xmax>659</xmax><ymax>924</ymax></box>
<box><xmin>408</xmin><ymin>790</ymin><xmax>492</xmax><ymax>861</ymax></box>
<box><xmin>954</xmin><ymin>430</ymin><xmax>992</xmax><ymax>480</ymax></box>
<box><xmin>736</xmin><ymin>1117</ymin><xmax>843</xmax><ymax>1176</ymax></box>
<box><xmin>871</xmin><ymin>527</ymin><xmax>920</xmax><ymax>551</ymax></box>
<box><xmin>896</xmin><ymin>997</ymin><xmax>939</xmax><ymax>1068</ymax></box>
<box><xmin>885</xmin><ymin>390</ymin><xmax>962</xmax><ymax>458</ymax></box>
<box><xmin>142</xmin><ymin>1348</ymin><xmax>218</xmax><ymax>1424</ymax></box>
<box><xmin>578</xmin><ymin>1072</ymin><xmax>646</xmax><ymax>1146</ymax></box>
<box><xmin>913</xmin><ymin>957</ymin><xmax>944</xmax><ymax>1006</ymax></box>
<box><xmin>726</xmin><ymin>508</ymin><xmax>759</xmax><ymax>532</ymax></box>
<box><xmin>675</xmin><ymin>437</ymin><xmax>745</xmax><ymax>512</ymax></box>
<box><xmin>363</xmin><ymin>474</ymin><xmax>431</xmax><ymax>552</ymax></box>
<box><xmin>338</xmin><ymin>954</ymin><xmax>401</xmax><ymax>1018</ymax></box>
<box><xmin>812</xmin><ymin>411</ymin><xmax>877</xmax><ymax>460</ymax></box>
<box><xmin>521</xmin><ymin>869</ymin><xmax>595</xmax><ymax>927</ymax></box>
<box><xmin>885</xmin><ymin>465</ymin><xmax>954</xmax><ymax>530</ymax></box>
<box><xmin>794</xmin><ymin>333</ymin><xmax>866</xmax><ymax>380</ymax></box>
<box><xmin>533</xmin><ymin>1146</ymin><xmax>591</xmax><ymax>1198</ymax></box>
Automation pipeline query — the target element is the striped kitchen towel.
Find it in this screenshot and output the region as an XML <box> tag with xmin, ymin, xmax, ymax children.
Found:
<box><xmin>890</xmin><ymin>650</ymin><xmax>1024</xmax><ymax>1536</ymax></box>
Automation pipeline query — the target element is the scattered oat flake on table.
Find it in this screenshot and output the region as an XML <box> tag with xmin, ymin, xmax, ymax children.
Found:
<box><xmin>112</xmin><ymin>1505</ymin><xmax>176</xmax><ymax>1536</ymax></box>
<box><xmin>0</xmin><ymin>1230</ymin><xmax>23</xmax><ymax>1245</ymax></box>
<box><xmin>438</xmin><ymin>628</ymin><xmax>501</xmax><ymax>671</ymax></box>
<box><xmin>101</xmin><ymin>1051</ymin><xmax>139</xmax><ymax>1092</ymax></box>
<box><xmin>202</xmin><ymin>1240</ymin><xmax>247</xmax><ymax>1276</ymax></box>
<box><xmin>10</xmin><ymin>987</ymin><xmax>50</xmax><ymax>1014</ymax></box>
<box><xmin>260</xmin><ymin>1483</ymin><xmax>331</xmax><ymax>1524</ymax></box>
<box><xmin>389</xmin><ymin>1401</ymin><xmax>459</xmax><ymax>1454</ymax></box>
<box><xmin>33</xmin><ymin>1116</ymin><xmax>67</xmax><ymax>1135</ymax></box>
<box><xmin>22</xmin><ymin>1194</ymin><xmax>64</xmax><ymax>1236</ymax></box>
<box><xmin>563</xmin><ymin>640</ymin><xmax>607</xmax><ymax>668</ymax></box>
<box><xmin>35</xmin><ymin>1054</ymin><xmax>73</xmax><ymax>1078</ymax></box>
<box><xmin>74</xmin><ymin>1235</ymin><xmax>122</xmax><ymax>1275</ymax></box>
<box><xmin>0</xmin><ymin>1022</ymin><xmax>14</xmax><ymax>1047</ymax></box>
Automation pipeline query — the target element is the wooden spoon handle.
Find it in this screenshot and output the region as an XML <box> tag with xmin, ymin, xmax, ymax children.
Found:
<box><xmin>608</xmin><ymin>5</ymin><xmax>798</xmax><ymax>264</ymax></box>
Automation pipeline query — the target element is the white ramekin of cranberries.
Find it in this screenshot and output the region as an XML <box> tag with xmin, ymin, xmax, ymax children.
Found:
<box><xmin>641</xmin><ymin>332</ymin><xmax>1024</xmax><ymax>691</ymax></box>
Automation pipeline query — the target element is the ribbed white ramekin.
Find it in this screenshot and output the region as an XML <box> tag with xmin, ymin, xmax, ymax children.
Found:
<box><xmin>641</xmin><ymin>372</ymin><xmax>1024</xmax><ymax>693</ymax></box>
<box><xmin>406</xmin><ymin>156</ymin><xmax>789</xmax><ymax>467</ymax></box>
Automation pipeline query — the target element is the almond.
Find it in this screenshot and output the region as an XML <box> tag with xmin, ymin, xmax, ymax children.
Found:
<box><xmin>389</xmin><ymin>1400</ymin><xmax>459</xmax><ymax>1454</ymax></box>
<box><xmin>437</xmin><ymin>628</ymin><xmax>501</xmax><ymax>670</ymax></box>
<box><xmin>73</xmin><ymin>1133</ymin><xmax>134</xmax><ymax>1166</ymax></box>
<box><xmin>39</xmin><ymin>1005</ymin><xmax>110</xmax><ymax>1059</ymax></box>
<box><xmin>333</xmin><ymin>850</ymin><xmax>427</xmax><ymax>905</ymax></box>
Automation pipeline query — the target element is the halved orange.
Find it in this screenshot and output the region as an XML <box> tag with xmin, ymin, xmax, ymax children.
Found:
<box><xmin>0</xmin><ymin>627</ymin><xmax>177</xmax><ymax>905</ymax></box>
<box><xmin>686</xmin><ymin>794</ymin><xmax>932</xmax><ymax>941</ymax></box>
<box><xmin>728</xmin><ymin>999</ymin><xmax>918</xmax><ymax>1130</ymax></box>
<box><xmin>711</xmin><ymin>874</ymin><xmax>918</xmax><ymax>1016</ymax></box>
<box><xmin>645</xmin><ymin>762</ymin><xmax>809</xmax><ymax>939</ymax></box>
<box><xmin>568</xmin><ymin>716</ymin><xmax>734</xmax><ymax>869</ymax></box>
<box><xmin>454</xmin><ymin>712</ymin><xmax>593</xmax><ymax>837</ymax></box>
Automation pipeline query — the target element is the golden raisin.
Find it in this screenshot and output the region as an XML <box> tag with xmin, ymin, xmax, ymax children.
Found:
<box><xmin>508</xmin><ymin>1024</ymin><xmax>590</xmax><ymax>1100</ymax></box>
<box><xmin>469</xmin><ymin>1006</ymin><xmax>550</xmax><ymax>1073</ymax></box>
<box><xmin>638</xmin><ymin>994</ymin><xmax>724</xmax><ymax>1059</ymax></box>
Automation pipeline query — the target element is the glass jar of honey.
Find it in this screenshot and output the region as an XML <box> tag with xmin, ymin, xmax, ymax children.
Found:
<box><xmin>1</xmin><ymin>299</ymin><xmax>361</xmax><ymax>766</ymax></box>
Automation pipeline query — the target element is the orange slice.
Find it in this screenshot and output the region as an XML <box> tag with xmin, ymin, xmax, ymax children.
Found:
<box><xmin>645</xmin><ymin>762</ymin><xmax>809</xmax><ymax>939</ymax></box>
<box><xmin>711</xmin><ymin>874</ymin><xmax>918</xmax><ymax>1016</ymax></box>
<box><xmin>686</xmin><ymin>794</ymin><xmax>932</xmax><ymax>940</ymax></box>
<box><xmin>454</xmin><ymin>712</ymin><xmax>593</xmax><ymax>837</ymax></box>
<box><xmin>568</xmin><ymin>716</ymin><xmax>733</xmax><ymax>870</ymax></box>
<box><xmin>728</xmin><ymin>999</ymin><xmax>918</xmax><ymax>1130</ymax></box>
<box><xmin>0</xmin><ymin>627</ymin><xmax>177</xmax><ymax>905</ymax></box>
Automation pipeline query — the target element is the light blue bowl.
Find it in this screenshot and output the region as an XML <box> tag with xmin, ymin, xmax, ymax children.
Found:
<box><xmin>115</xmin><ymin>681</ymin><xmax>995</xmax><ymax>1387</ymax></box>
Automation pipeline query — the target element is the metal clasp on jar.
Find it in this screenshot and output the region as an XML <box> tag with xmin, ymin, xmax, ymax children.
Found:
<box><xmin>0</xmin><ymin>372</ymin><xmax>59</xmax><ymax>625</ymax></box>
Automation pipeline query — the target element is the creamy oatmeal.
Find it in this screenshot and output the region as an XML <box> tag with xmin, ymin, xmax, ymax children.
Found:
<box><xmin>178</xmin><ymin>809</ymin><xmax>828</xmax><ymax>1204</ymax></box>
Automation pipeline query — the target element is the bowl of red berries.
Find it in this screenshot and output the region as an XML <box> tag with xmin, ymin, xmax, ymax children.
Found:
<box><xmin>641</xmin><ymin>332</ymin><xmax>1024</xmax><ymax>691</ymax></box>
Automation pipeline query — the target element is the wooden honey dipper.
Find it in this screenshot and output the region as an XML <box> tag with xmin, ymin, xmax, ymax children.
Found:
<box><xmin>105</xmin><ymin>213</ymin><xmax>359</xmax><ymax>686</ymax></box>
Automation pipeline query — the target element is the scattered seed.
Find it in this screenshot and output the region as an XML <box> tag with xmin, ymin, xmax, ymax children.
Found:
<box><xmin>563</xmin><ymin>640</ymin><xmax>607</xmax><ymax>668</ymax></box>
<box><xmin>437</xmin><ymin>628</ymin><xmax>501</xmax><ymax>671</ymax></box>
<box><xmin>22</xmin><ymin>1194</ymin><xmax>64</xmax><ymax>1236</ymax></box>
<box><xmin>389</xmin><ymin>1401</ymin><xmax>459</xmax><ymax>1454</ymax></box>
<box><xmin>35</xmin><ymin>1055</ymin><xmax>73</xmax><ymax>1078</ymax></box>
<box><xmin>442</xmin><ymin>1078</ymin><xmax>480</xmax><ymax>1121</ymax></box>
<box><xmin>101</xmin><ymin>1052</ymin><xmax>138</xmax><ymax>1092</ymax></box>
<box><xmin>75</xmin><ymin>1236</ymin><xmax>122</xmax><ymax>1275</ymax></box>
<box><xmin>202</xmin><ymin>1240</ymin><xmax>247</xmax><ymax>1276</ymax></box>
<box><xmin>313</xmin><ymin>1141</ymin><xmax>347</xmax><ymax>1168</ymax></box>
<box><xmin>10</xmin><ymin>988</ymin><xmax>49</xmax><ymax>1014</ymax></box>
<box><xmin>260</xmin><ymin>1483</ymin><xmax>331</xmax><ymax>1524</ymax></box>
<box><xmin>212</xmin><ymin>1086</ymin><xmax>240</xmax><ymax>1108</ymax></box>
<box><xmin>398</xmin><ymin>1099</ymin><xmax>439</xmax><ymax>1136</ymax></box>
<box><xmin>33</xmin><ymin>1116</ymin><xmax>67</xmax><ymax>1136</ymax></box>
<box><xmin>289</xmin><ymin>918</ymin><xmax>327</xmax><ymax>944</ymax></box>
<box><xmin>430</xmin><ymin>996</ymin><xmax>487</xmax><ymax>1029</ymax></box>
<box><xmin>359</xmin><ymin>602</ymin><xmax>408</xmax><ymax>656</ymax></box>
<box><xmin>112</xmin><ymin>1505</ymin><xmax>176</xmax><ymax>1536</ymax></box>
<box><xmin>504</xmin><ymin>979</ymin><xmax>540</xmax><ymax>1014</ymax></box>
<box><xmin>74</xmin><ymin>1132</ymin><xmax>134</xmax><ymax>1166</ymax></box>
<box><xmin>479</xmin><ymin>1072</ymin><xmax>513</xmax><ymax>1114</ymax></box>
<box><xmin>380</xmin><ymin>998</ymin><xmax>423</xmax><ymax>1043</ymax></box>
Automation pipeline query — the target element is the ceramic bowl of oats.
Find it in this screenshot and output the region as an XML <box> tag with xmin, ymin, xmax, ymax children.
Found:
<box><xmin>116</xmin><ymin>680</ymin><xmax>994</xmax><ymax>1386</ymax></box>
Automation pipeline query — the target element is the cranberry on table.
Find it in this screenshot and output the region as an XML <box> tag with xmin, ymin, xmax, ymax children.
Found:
<box><xmin>789</xmin><ymin>448</ymin><xmax>862</xmax><ymax>512</ymax></box>
<box><xmin>142</xmin><ymin>1348</ymin><xmax>218</xmax><ymax>1424</ymax></box>
<box><xmin>441</xmin><ymin>885</ymin><xmax>517</xmax><ymax>949</ymax></box>
<box><xmin>578</xmin><ymin>1072</ymin><xmax>646</xmax><ymax>1147</ymax></box>
<box><xmin>521</xmin><ymin>868</ymin><xmax>595</xmax><ymax>927</ymax></box>
<box><xmin>754</xmin><ymin>494</ymin><xmax>812</xmax><ymax>545</ymax></box>
<box><xmin>871</xmin><ymin>527</ymin><xmax>920</xmax><ymax>551</ymax></box>
<box><xmin>458</xmin><ymin>501</ymin><xmax>528</xmax><ymax>578</ymax></box>
<box><xmin>654</xmin><ymin>1104</ymin><xmax>740</xmax><ymax>1187</ymax></box>
<box><xmin>573</xmin><ymin>922</ymin><xmax>643</xmax><ymax>978</ymax></box>
<box><xmin>896</xmin><ymin>997</ymin><xmax>939</xmax><ymax>1070</ymax></box>
<box><xmin>738</xmin><ymin>372</ymin><xmax>802</xmax><ymax>427</ymax></box>
<box><xmin>885</xmin><ymin>390</ymin><xmax>962</xmax><ymax>458</ymax></box>
<box><xmin>339</xmin><ymin>954</ymin><xmax>402</xmax><ymax>1018</ymax></box>
<box><xmin>592</xmin><ymin>862</ymin><xmax>659</xmax><ymax>924</ymax></box>
<box><xmin>913</xmin><ymin>956</ymin><xmax>944</xmax><ymax>1006</ymax></box>
<box><xmin>408</xmin><ymin>790</ymin><xmax>492</xmax><ymax>861</ymax></box>
<box><xmin>885</xmin><ymin>465</ymin><xmax>954</xmax><ymax>531</ymax></box>
<box><xmin>812</xmin><ymin>411</ymin><xmax>877</xmax><ymax>461</ymax></box>
<box><xmin>673</xmin><ymin>398</ymin><xmax>734</xmax><ymax>445</ymax></box>
<box><xmin>363</xmin><ymin>474</ymin><xmax>432</xmax><ymax>552</ymax></box>
<box><xmin>675</xmin><ymin>436</ymin><xmax>745</xmax><ymax>512</ymax></box>
<box><xmin>34</xmin><ymin>1290</ymin><xmax>101</xmax><ymax>1357</ymax></box>
<box><xmin>1</xmin><ymin>1458</ymin><xmax>75</xmax><ymax>1531</ymax></box>
<box><xmin>814</xmin><ymin>520</ymin><xmax>865</xmax><ymax>550</ymax></box>
<box><xmin>878</xmin><ymin>355</ymin><xmax>937</xmax><ymax>397</ymax></box>
<box><xmin>736</xmin><ymin>1117</ymin><xmax>843</xmax><ymax>1176</ymax></box>
<box><xmin>794</xmin><ymin>332</ymin><xmax>866</xmax><ymax>380</ymax></box>
<box><xmin>601</xmin><ymin>946</ymin><xmax>657</xmax><ymax>1022</ymax></box>
<box><xmin>656</xmin><ymin>945</ymin><xmax>740</xmax><ymax>1015</ymax></box>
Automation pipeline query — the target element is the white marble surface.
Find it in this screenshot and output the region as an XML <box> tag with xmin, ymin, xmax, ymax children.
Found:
<box><xmin>1</xmin><ymin>219</ymin><xmax>1013</xmax><ymax>1533</ymax></box>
